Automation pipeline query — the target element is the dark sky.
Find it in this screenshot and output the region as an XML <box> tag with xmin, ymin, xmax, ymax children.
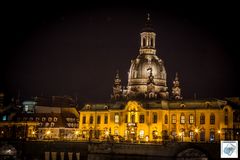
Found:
<box><xmin>1</xmin><ymin>2</ymin><xmax>240</xmax><ymax>103</ymax></box>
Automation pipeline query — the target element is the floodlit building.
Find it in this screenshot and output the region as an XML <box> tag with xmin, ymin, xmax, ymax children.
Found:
<box><xmin>79</xmin><ymin>15</ymin><xmax>237</xmax><ymax>143</ymax></box>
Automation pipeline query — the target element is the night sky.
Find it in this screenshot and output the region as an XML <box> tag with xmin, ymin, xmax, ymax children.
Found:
<box><xmin>1</xmin><ymin>3</ymin><xmax>240</xmax><ymax>103</ymax></box>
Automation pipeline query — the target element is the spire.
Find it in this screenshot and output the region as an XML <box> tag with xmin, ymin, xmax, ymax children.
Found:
<box><xmin>139</xmin><ymin>13</ymin><xmax>156</xmax><ymax>55</ymax></box>
<box><xmin>175</xmin><ymin>72</ymin><xmax>179</xmax><ymax>81</ymax></box>
<box><xmin>147</xmin><ymin>13</ymin><xmax>150</xmax><ymax>21</ymax></box>
<box><xmin>141</xmin><ymin>13</ymin><xmax>154</xmax><ymax>32</ymax></box>
<box><xmin>111</xmin><ymin>70</ymin><xmax>123</xmax><ymax>100</ymax></box>
<box><xmin>114</xmin><ymin>70</ymin><xmax>121</xmax><ymax>85</ymax></box>
<box><xmin>172</xmin><ymin>72</ymin><xmax>183</xmax><ymax>100</ymax></box>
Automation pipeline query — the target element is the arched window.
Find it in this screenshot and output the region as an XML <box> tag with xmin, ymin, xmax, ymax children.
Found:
<box><xmin>131</xmin><ymin>114</ymin><xmax>135</xmax><ymax>123</ymax></box>
<box><xmin>200</xmin><ymin>129</ymin><xmax>205</xmax><ymax>141</ymax></box>
<box><xmin>210</xmin><ymin>113</ymin><xmax>215</xmax><ymax>124</ymax></box>
<box><xmin>180</xmin><ymin>113</ymin><xmax>185</xmax><ymax>124</ymax></box>
<box><xmin>209</xmin><ymin>128</ymin><xmax>215</xmax><ymax>142</ymax></box>
<box><xmin>115</xmin><ymin>114</ymin><xmax>119</xmax><ymax>123</ymax></box>
<box><xmin>139</xmin><ymin>115</ymin><xmax>144</xmax><ymax>123</ymax></box>
<box><xmin>200</xmin><ymin>113</ymin><xmax>205</xmax><ymax>124</ymax></box>
<box><xmin>139</xmin><ymin>130</ymin><xmax>144</xmax><ymax>139</ymax></box>
<box><xmin>189</xmin><ymin>114</ymin><xmax>194</xmax><ymax>124</ymax></box>
<box><xmin>143</xmin><ymin>38</ymin><xmax>146</xmax><ymax>46</ymax></box>
<box><xmin>53</xmin><ymin>117</ymin><xmax>58</xmax><ymax>122</ymax></box>
<box><xmin>189</xmin><ymin>131</ymin><xmax>194</xmax><ymax>141</ymax></box>
<box><xmin>164</xmin><ymin>114</ymin><xmax>168</xmax><ymax>124</ymax></box>
<box><xmin>48</xmin><ymin>117</ymin><xmax>52</xmax><ymax>122</ymax></box>
<box><xmin>224</xmin><ymin>109</ymin><xmax>228</xmax><ymax>125</ymax></box>
<box><xmin>153</xmin><ymin>112</ymin><xmax>157</xmax><ymax>123</ymax></box>
<box><xmin>172</xmin><ymin>114</ymin><xmax>176</xmax><ymax>124</ymax></box>
<box><xmin>50</xmin><ymin>122</ymin><xmax>55</xmax><ymax>127</ymax></box>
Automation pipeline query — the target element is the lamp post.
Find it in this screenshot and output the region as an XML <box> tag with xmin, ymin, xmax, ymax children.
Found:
<box><xmin>218</xmin><ymin>130</ymin><xmax>221</xmax><ymax>143</ymax></box>
<box><xmin>74</xmin><ymin>130</ymin><xmax>79</xmax><ymax>140</ymax></box>
<box><xmin>178</xmin><ymin>132</ymin><xmax>183</xmax><ymax>142</ymax></box>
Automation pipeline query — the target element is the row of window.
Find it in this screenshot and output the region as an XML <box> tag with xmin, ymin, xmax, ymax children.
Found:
<box><xmin>38</xmin><ymin>122</ymin><xmax>55</xmax><ymax>127</ymax></box>
<box><xmin>82</xmin><ymin>115</ymin><xmax>108</xmax><ymax>124</ymax></box>
<box><xmin>18</xmin><ymin>117</ymin><xmax>58</xmax><ymax>122</ymax></box>
<box><xmin>82</xmin><ymin>112</ymin><xmax>229</xmax><ymax>125</ymax></box>
<box><xmin>165</xmin><ymin>114</ymin><xmax>216</xmax><ymax>125</ymax></box>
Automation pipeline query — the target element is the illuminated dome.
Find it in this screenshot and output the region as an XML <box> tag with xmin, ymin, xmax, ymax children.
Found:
<box><xmin>126</xmin><ymin>15</ymin><xmax>169</xmax><ymax>99</ymax></box>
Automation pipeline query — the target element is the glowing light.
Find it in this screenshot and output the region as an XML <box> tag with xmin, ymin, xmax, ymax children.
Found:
<box><xmin>105</xmin><ymin>131</ymin><xmax>109</xmax><ymax>136</ymax></box>
<box><xmin>178</xmin><ymin>132</ymin><xmax>182</xmax><ymax>136</ymax></box>
<box><xmin>74</xmin><ymin>131</ymin><xmax>79</xmax><ymax>135</ymax></box>
<box><xmin>32</xmin><ymin>131</ymin><xmax>35</xmax><ymax>135</ymax></box>
<box><xmin>46</xmin><ymin>130</ymin><xmax>51</xmax><ymax>135</ymax></box>
<box><xmin>218</xmin><ymin>130</ymin><xmax>221</xmax><ymax>134</ymax></box>
<box><xmin>145</xmin><ymin>136</ymin><xmax>149</xmax><ymax>142</ymax></box>
<box><xmin>195</xmin><ymin>129</ymin><xmax>198</xmax><ymax>133</ymax></box>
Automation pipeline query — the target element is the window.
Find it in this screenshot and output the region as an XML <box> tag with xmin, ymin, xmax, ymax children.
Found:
<box><xmin>189</xmin><ymin>115</ymin><xmax>194</xmax><ymax>124</ymax></box>
<box><xmin>172</xmin><ymin>114</ymin><xmax>176</xmax><ymax>124</ymax></box>
<box><xmin>164</xmin><ymin>115</ymin><xmax>168</xmax><ymax>124</ymax></box>
<box><xmin>143</xmin><ymin>38</ymin><xmax>146</xmax><ymax>46</ymax></box>
<box><xmin>42</xmin><ymin>117</ymin><xmax>46</xmax><ymax>122</ymax></box>
<box><xmin>48</xmin><ymin>117</ymin><xmax>52</xmax><ymax>122</ymax></box>
<box><xmin>104</xmin><ymin>115</ymin><xmax>108</xmax><ymax>124</ymax></box>
<box><xmin>115</xmin><ymin>114</ymin><xmax>119</xmax><ymax>123</ymax></box>
<box><xmin>151</xmin><ymin>38</ymin><xmax>154</xmax><ymax>47</ymax></box>
<box><xmin>180</xmin><ymin>113</ymin><xmax>185</xmax><ymax>124</ymax></box>
<box><xmin>189</xmin><ymin>131</ymin><xmax>194</xmax><ymax>141</ymax></box>
<box><xmin>200</xmin><ymin>114</ymin><xmax>205</xmax><ymax>124</ymax></box>
<box><xmin>139</xmin><ymin>115</ymin><xmax>145</xmax><ymax>123</ymax></box>
<box><xmin>153</xmin><ymin>113</ymin><xmax>157</xmax><ymax>123</ymax></box>
<box><xmin>114</xmin><ymin>130</ymin><xmax>119</xmax><ymax>135</ymax></box>
<box><xmin>131</xmin><ymin>114</ymin><xmax>135</xmax><ymax>123</ymax></box>
<box><xmin>82</xmin><ymin>116</ymin><xmax>86</xmax><ymax>124</ymax></box>
<box><xmin>139</xmin><ymin>130</ymin><xmax>144</xmax><ymax>139</ymax></box>
<box><xmin>53</xmin><ymin>117</ymin><xmax>58</xmax><ymax>122</ymax></box>
<box><xmin>210</xmin><ymin>113</ymin><xmax>215</xmax><ymax>124</ymax></box>
<box><xmin>50</xmin><ymin>122</ymin><xmax>55</xmax><ymax>127</ymax></box>
<box><xmin>36</xmin><ymin>117</ymin><xmax>39</xmax><ymax>121</ymax></box>
<box><xmin>97</xmin><ymin>116</ymin><xmax>101</xmax><ymax>124</ymax></box>
<box><xmin>200</xmin><ymin>129</ymin><xmax>205</xmax><ymax>141</ymax></box>
<box><xmin>2</xmin><ymin>115</ymin><xmax>7</xmax><ymax>121</ymax></box>
<box><xmin>210</xmin><ymin>129</ymin><xmax>215</xmax><ymax>142</ymax></box>
<box><xmin>225</xmin><ymin>109</ymin><xmax>228</xmax><ymax>125</ymax></box>
<box><xmin>125</xmin><ymin>115</ymin><xmax>128</xmax><ymax>123</ymax></box>
<box><xmin>90</xmin><ymin>116</ymin><xmax>93</xmax><ymax>124</ymax></box>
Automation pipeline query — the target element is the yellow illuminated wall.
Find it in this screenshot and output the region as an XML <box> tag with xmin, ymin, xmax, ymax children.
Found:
<box><xmin>79</xmin><ymin>101</ymin><xmax>233</xmax><ymax>142</ymax></box>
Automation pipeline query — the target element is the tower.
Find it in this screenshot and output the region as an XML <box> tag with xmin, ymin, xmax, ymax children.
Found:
<box><xmin>111</xmin><ymin>71</ymin><xmax>123</xmax><ymax>100</ymax></box>
<box><xmin>172</xmin><ymin>72</ymin><xmax>183</xmax><ymax>100</ymax></box>
<box><xmin>126</xmin><ymin>14</ymin><xmax>169</xmax><ymax>99</ymax></box>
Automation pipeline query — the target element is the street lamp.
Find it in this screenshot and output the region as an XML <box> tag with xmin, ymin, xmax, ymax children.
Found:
<box><xmin>74</xmin><ymin>130</ymin><xmax>79</xmax><ymax>140</ymax></box>
<box><xmin>178</xmin><ymin>132</ymin><xmax>183</xmax><ymax>142</ymax></box>
<box><xmin>218</xmin><ymin>130</ymin><xmax>221</xmax><ymax>142</ymax></box>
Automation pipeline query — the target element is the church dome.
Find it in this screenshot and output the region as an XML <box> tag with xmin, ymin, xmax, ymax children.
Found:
<box><xmin>126</xmin><ymin>14</ymin><xmax>169</xmax><ymax>99</ymax></box>
<box><xmin>128</xmin><ymin>54</ymin><xmax>166</xmax><ymax>81</ymax></box>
